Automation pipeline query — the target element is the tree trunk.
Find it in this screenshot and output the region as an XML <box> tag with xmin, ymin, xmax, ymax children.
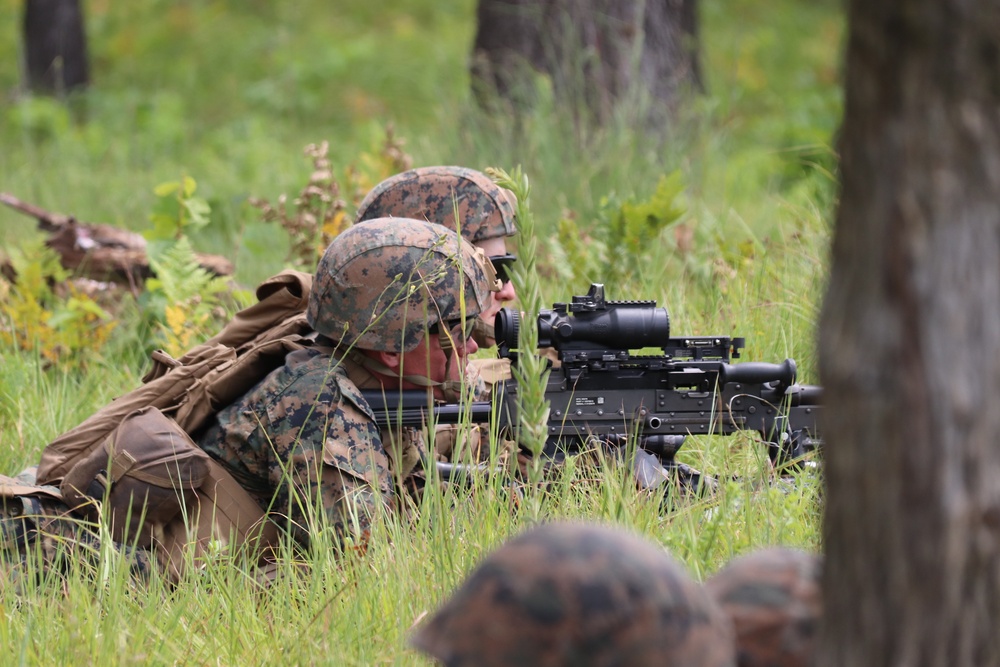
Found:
<box><xmin>470</xmin><ymin>0</ymin><xmax>703</xmax><ymax>126</ymax></box>
<box><xmin>817</xmin><ymin>2</ymin><xmax>1000</xmax><ymax>665</ymax></box>
<box><xmin>23</xmin><ymin>0</ymin><xmax>90</xmax><ymax>95</ymax></box>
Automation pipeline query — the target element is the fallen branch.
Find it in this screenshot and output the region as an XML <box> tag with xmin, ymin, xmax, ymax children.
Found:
<box><xmin>0</xmin><ymin>192</ymin><xmax>234</xmax><ymax>284</ymax></box>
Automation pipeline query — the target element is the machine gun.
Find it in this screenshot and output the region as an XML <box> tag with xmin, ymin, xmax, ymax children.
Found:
<box><xmin>493</xmin><ymin>283</ymin><xmax>822</xmax><ymax>466</ymax></box>
<box><xmin>364</xmin><ymin>283</ymin><xmax>822</xmax><ymax>486</ymax></box>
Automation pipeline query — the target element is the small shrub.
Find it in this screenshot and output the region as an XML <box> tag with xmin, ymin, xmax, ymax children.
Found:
<box><xmin>249</xmin><ymin>127</ymin><xmax>414</xmax><ymax>269</ymax></box>
<box><xmin>549</xmin><ymin>171</ymin><xmax>687</xmax><ymax>287</ymax></box>
<box><xmin>141</xmin><ymin>178</ymin><xmax>234</xmax><ymax>357</ymax></box>
<box><xmin>0</xmin><ymin>242</ymin><xmax>117</xmax><ymax>368</ymax></box>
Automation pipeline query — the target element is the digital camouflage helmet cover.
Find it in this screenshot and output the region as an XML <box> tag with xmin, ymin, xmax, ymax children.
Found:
<box><xmin>355</xmin><ymin>166</ymin><xmax>517</xmax><ymax>243</ymax></box>
<box><xmin>307</xmin><ymin>218</ymin><xmax>498</xmax><ymax>353</ymax></box>
<box><xmin>411</xmin><ymin>521</ymin><xmax>736</xmax><ymax>667</ymax></box>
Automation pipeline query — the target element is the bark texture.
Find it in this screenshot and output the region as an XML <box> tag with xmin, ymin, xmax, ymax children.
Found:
<box><xmin>818</xmin><ymin>2</ymin><xmax>1000</xmax><ymax>665</ymax></box>
<box><xmin>470</xmin><ymin>0</ymin><xmax>702</xmax><ymax>125</ymax></box>
<box><xmin>23</xmin><ymin>0</ymin><xmax>90</xmax><ymax>94</ymax></box>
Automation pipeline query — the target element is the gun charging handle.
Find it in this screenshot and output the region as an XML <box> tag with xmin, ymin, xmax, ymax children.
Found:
<box><xmin>718</xmin><ymin>358</ymin><xmax>797</xmax><ymax>390</ymax></box>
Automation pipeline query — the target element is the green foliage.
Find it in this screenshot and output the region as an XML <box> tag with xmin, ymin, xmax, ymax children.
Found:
<box><xmin>147</xmin><ymin>176</ymin><xmax>211</xmax><ymax>242</ymax></box>
<box><xmin>0</xmin><ymin>0</ymin><xmax>841</xmax><ymax>662</ymax></box>
<box><xmin>6</xmin><ymin>96</ymin><xmax>73</xmax><ymax>143</ymax></box>
<box><xmin>143</xmin><ymin>236</ymin><xmax>232</xmax><ymax>358</ymax></box>
<box><xmin>138</xmin><ymin>178</ymin><xmax>234</xmax><ymax>357</ymax></box>
<box><xmin>0</xmin><ymin>242</ymin><xmax>117</xmax><ymax>369</ymax></box>
<box><xmin>550</xmin><ymin>171</ymin><xmax>687</xmax><ymax>288</ymax></box>
<box><xmin>614</xmin><ymin>171</ymin><xmax>687</xmax><ymax>254</ymax></box>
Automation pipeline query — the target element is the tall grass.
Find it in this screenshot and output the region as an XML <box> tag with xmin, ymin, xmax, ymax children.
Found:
<box><xmin>1</xmin><ymin>0</ymin><xmax>841</xmax><ymax>663</ymax></box>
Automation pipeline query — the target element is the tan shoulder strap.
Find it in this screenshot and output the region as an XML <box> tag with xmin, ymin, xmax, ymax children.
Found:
<box><xmin>156</xmin><ymin>458</ymin><xmax>281</xmax><ymax>581</ymax></box>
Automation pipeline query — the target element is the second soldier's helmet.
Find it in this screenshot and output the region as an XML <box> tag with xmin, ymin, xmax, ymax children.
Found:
<box><xmin>355</xmin><ymin>166</ymin><xmax>517</xmax><ymax>243</ymax></box>
<box><xmin>705</xmin><ymin>547</ymin><xmax>821</xmax><ymax>667</ymax></box>
<box><xmin>307</xmin><ymin>218</ymin><xmax>498</xmax><ymax>353</ymax></box>
<box><xmin>411</xmin><ymin>521</ymin><xmax>736</xmax><ymax>667</ymax></box>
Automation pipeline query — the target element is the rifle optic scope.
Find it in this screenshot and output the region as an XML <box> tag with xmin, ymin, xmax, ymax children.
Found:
<box><xmin>495</xmin><ymin>283</ymin><xmax>671</xmax><ymax>356</ymax></box>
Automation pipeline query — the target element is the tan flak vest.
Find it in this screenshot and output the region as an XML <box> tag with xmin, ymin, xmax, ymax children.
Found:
<box><xmin>2</xmin><ymin>270</ymin><xmax>317</xmax><ymax>579</ymax></box>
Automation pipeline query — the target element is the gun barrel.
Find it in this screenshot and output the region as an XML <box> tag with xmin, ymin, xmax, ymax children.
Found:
<box><xmin>788</xmin><ymin>383</ymin><xmax>822</xmax><ymax>406</ymax></box>
<box><xmin>719</xmin><ymin>358</ymin><xmax>797</xmax><ymax>387</ymax></box>
<box><xmin>361</xmin><ymin>390</ymin><xmax>494</xmax><ymax>430</ymax></box>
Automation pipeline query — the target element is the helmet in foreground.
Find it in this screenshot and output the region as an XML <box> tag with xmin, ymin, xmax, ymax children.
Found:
<box><xmin>411</xmin><ymin>521</ymin><xmax>736</xmax><ymax>667</ymax></box>
<box><xmin>705</xmin><ymin>547</ymin><xmax>821</xmax><ymax>667</ymax></box>
<box><xmin>355</xmin><ymin>166</ymin><xmax>517</xmax><ymax>243</ymax></box>
<box><xmin>307</xmin><ymin>218</ymin><xmax>498</xmax><ymax>353</ymax></box>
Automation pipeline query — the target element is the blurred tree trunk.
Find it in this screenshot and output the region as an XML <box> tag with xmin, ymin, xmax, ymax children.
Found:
<box><xmin>470</xmin><ymin>0</ymin><xmax>703</xmax><ymax>126</ymax></box>
<box><xmin>818</xmin><ymin>1</ymin><xmax>1000</xmax><ymax>665</ymax></box>
<box><xmin>23</xmin><ymin>0</ymin><xmax>90</xmax><ymax>95</ymax></box>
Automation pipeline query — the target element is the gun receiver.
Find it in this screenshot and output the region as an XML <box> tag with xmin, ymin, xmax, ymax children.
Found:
<box><xmin>495</xmin><ymin>283</ymin><xmax>822</xmax><ymax>464</ymax></box>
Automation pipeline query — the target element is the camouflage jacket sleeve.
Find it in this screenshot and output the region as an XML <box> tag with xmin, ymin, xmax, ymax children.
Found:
<box><xmin>197</xmin><ymin>349</ymin><xmax>392</xmax><ymax>548</ymax></box>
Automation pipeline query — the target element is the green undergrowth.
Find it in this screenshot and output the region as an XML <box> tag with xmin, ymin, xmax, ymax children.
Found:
<box><xmin>1</xmin><ymin>0</ymin><xmax>841</xmax><ymax>663</ymax></box>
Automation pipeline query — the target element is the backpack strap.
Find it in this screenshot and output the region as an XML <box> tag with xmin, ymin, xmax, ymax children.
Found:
<box><xmin>156</xmin><ymin>458</ymin><xmax>281</xmax><ymax>581</ymax></box>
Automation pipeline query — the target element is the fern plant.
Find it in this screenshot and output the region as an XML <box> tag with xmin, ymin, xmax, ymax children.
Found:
<box><xmin>142</xmin><ymin>236</ymin><xmax>231</xmax><ymax>358</ymax></box>
<box><xmin>141</xmin><ymin>178</ymin><xmax>232</xmax><ymax>357</ymax></box>
<box><xmin>0</xmin><ymin>241</ymin><xmax>117</xmax><ymax>369</ymax></box>
<box><xmin>549</xmin><ymin>171</ymin><xmax>687</xmax><ymax>288</ymax></box>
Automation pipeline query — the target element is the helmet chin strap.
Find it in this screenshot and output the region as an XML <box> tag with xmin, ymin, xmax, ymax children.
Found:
<box><xmin>349</xmin><ymin>350</ymin><xmax>469</xmax><ymax>403</ymax></box>
<box><xmin>472</xmin><ymin>318</ymin><xmax>495</xmax><ymax>347</ymax></box>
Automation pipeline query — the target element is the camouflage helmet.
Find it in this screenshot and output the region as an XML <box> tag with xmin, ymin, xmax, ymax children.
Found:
<box><xmin>307</xmin><ymin>218</ymin><xmax>498</xmax><ymax>353</ymax></box>
<box><xmin>411</xmin><ymin>521</ymin><xmax>736</xmax><ymax>667</ymax></box>
<box><xmin>355</xmin><ymin>166</ymin><xmax>517</xmax><ymax>243</ymax></box>
<box><xmin>705</xmin><ymin>548</ymin><xmax>821</xmax><ymax>667</ymax></box>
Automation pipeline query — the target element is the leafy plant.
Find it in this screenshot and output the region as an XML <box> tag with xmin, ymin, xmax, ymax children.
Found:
<box><xmin>0</xmin><ymin>242</ymin><xmax>117</xmax><ymax>368</ymax></box>
<box><xmin>249</xmin><ymin>128</ymin><xmax>414</xmax><ymax>269</ymax></box>
<box><xmin>141</xmin><ymin>178</ymin><xmax>233</xmax><ymax>357</ymax></box>
<box><xmin>549</xmin><ymin>171</ymin><xmax>687</xmax><ymax>287</ymax></box>
<box><xmin>142</xmin><ymin>236</ymin><xmax>231</xmax><ymax>358</ymax></box>
<box><xmin>146</xmin><ymin>176</ymin><xmax>211</xmax><ymax>245</ymax></box>
<box><xmin>249</xmin><ymin>141</ymin><xmax>351</xmax><ymax>270</ymax></box>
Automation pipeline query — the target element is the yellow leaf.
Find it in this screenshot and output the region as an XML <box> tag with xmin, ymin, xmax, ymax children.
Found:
<box><xmin>165</xmin><ymin>304</ymin><xmax>188</xmax><ymax>336</ymax></box>
<box><xmin>322</xmin><ymin>211</ymin><xmax>348</xmax><ymax>239</ymax></box>
<box><xmin>154</xmin><ymin>181</ymin><xmax>181</xmax><ymax>197</ymax></box>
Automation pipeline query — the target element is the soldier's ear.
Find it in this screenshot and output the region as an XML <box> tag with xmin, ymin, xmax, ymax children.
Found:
<box><xmin>374</xmin><ymin>350</ymin><xmax>402</xmax><ymax>373</ymax></box>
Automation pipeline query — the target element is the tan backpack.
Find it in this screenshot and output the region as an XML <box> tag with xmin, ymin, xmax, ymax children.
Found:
<box><xmin>26</xmin><ymin>269</ymin><xmax>316</xmax><ymax>576</ymax></box>
<box><xmin>37</xmin><ymin>269</ymin><xmax>315</xmax><ymax>486</ymax></box>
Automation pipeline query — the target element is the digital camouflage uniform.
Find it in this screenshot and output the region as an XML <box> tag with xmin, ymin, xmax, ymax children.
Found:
<box><xmin>195</xmin><ymin>349</ymin><xmax>390</xmax><ymax>549</ymax></box>
<box><xmin>1</xmin><ymin>469</ymin><xmax>157</xmax><ymax>586</ymax></box>
<box><xmin>195</xmin><ymin>218</ymin><xmax>496</xmax><ymax>551</ymax></box>
<box><xmin>411</xmin><ymin>521</ymin><xmax>737</xmax><ymax>667</ymax></box>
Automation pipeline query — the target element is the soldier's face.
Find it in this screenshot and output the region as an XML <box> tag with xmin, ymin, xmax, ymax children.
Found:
<box><xmin>397</xmin><ymin>324</ymin><xmax>479</xmax><ymax>399</ymax></box>
<box><xmin>475</xmin><ymin>237</ymin><xmax>517</xmax><ymax>347</ymax></box>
